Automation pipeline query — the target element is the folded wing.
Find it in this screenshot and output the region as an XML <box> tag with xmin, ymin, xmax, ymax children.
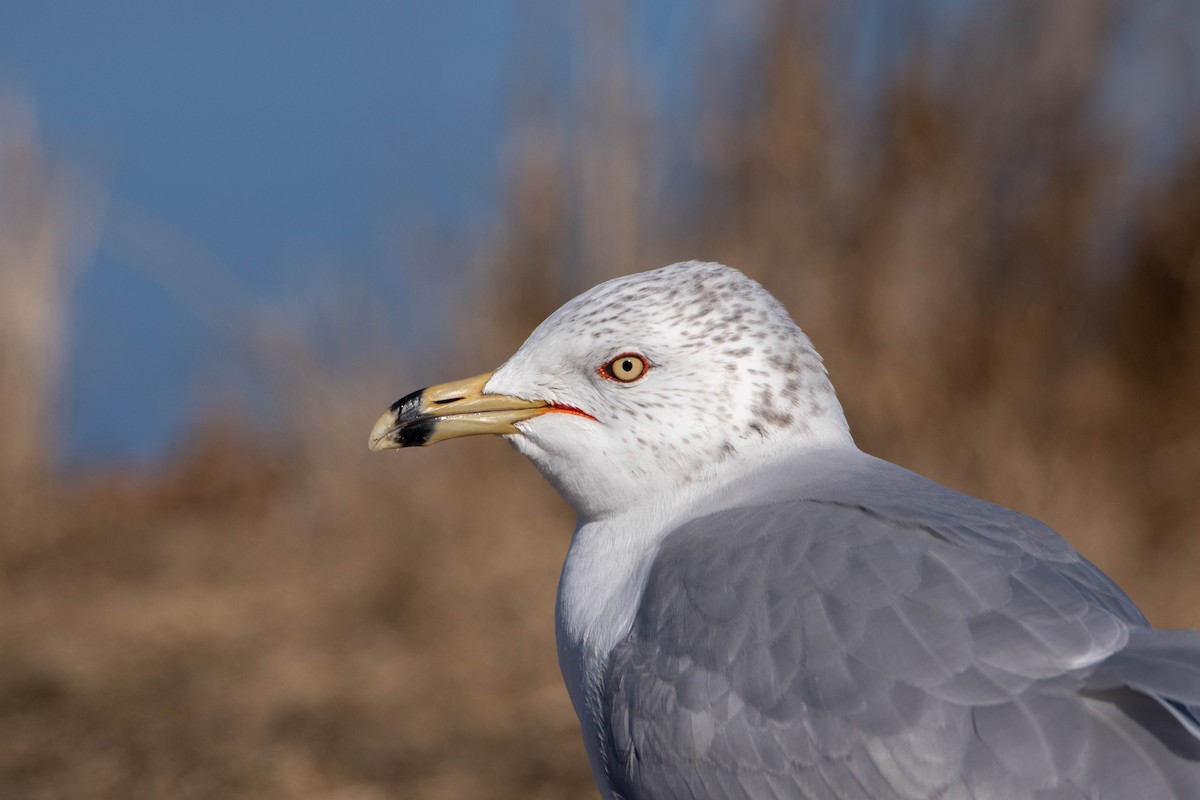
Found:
<box><xmin>602</xmin><ymin>459</ymin><xmax>1200</xmax><ymax>799</ymax></box>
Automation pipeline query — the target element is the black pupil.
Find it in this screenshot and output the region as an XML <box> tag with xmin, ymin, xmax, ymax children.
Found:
<box><xmin>621</xmin><ymin>359</ymin><xmax>633</xmax><ymax>372</ymax></box>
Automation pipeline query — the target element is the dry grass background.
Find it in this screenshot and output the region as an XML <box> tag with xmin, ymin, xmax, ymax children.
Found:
<box><xmin>2</xmin><ymin>2</ymin><xmax>1200</xmax><ymax>798</ymax></box>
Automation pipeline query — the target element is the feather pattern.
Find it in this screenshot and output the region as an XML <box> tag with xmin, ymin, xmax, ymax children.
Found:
<box><xmin>601</xmin><ymin>455</ymin><xmax>1200</xmax><ymax>799</ymax></box>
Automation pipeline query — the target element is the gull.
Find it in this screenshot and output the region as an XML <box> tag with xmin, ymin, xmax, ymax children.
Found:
<box><xmin>369</xmin><ymin>261</ymin><xmax>1200</xmax><ymax>799</ymax></box>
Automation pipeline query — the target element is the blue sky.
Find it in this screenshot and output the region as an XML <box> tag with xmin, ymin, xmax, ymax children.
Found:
<box><xmin>0</xmin><ymin>2</ymin><xmax>710</xmax><ymax>463</ymax></box>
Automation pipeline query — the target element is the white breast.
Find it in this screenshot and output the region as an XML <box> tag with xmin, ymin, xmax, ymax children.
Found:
<box><xmin>554</xmin><ymin>511</ymin><xmax>670</xmax><ymax>796</ymax></box>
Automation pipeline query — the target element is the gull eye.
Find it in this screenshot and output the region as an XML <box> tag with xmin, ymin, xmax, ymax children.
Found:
<box><xmin>602</xmin><ymin>353</ymin><xmax>648</xmax><ymax>383</ymax></box>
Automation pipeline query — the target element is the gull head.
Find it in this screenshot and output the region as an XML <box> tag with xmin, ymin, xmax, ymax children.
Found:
<box><xmin>370</xmin><ymin>261</ymin><xmax>853</xmax><ymax>519</ymax></box>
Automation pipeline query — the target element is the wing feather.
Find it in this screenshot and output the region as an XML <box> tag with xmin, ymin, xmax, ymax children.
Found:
<box><xmin>600</xmin><ymin>458</ymin><xmax>1200</xmax><ymax>799</ymax></box>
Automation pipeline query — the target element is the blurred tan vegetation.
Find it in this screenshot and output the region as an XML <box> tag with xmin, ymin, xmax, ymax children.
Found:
<box><xmin>2</xmin><ymin>2</ymin><xmax>1199</xmax><ymax>798</ymax></box>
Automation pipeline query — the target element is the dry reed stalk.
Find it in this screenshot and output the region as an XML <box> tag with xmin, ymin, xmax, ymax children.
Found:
<box><xmin>0</xmin><ymin>99</ymin><xmax>69</xmax><ymax>491</ymax></box>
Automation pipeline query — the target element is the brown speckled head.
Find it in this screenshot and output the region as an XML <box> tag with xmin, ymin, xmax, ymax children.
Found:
<box><xmin>481</xmin><ymin>261</ymin><xmax>854</xmax><ymax>520</ymax></box>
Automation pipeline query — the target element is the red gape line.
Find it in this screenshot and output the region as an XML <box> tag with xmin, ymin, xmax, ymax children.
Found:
<box><xmin>547</xmin><ymin>403</ymin><xmax>599</xmax><ymax>422</ymax></box>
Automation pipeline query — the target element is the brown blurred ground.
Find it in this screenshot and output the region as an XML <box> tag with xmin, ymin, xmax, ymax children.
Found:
<box><xmin>2</xmin><ymin>3</ymin><xmax>1200</xmax><ymax>798</ymax></box>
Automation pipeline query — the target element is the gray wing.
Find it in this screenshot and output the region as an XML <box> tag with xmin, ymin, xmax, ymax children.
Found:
<box><xmin>601</xmin><ymin>461</ymin><xmax>1200</xmax><ymax>799</ymax></box>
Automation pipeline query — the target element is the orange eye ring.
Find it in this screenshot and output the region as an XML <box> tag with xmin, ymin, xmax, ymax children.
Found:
<box><xmin>601</xmin><ymin>353</ymin><xmax>649</xmax><ymax>383</ymax></box>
